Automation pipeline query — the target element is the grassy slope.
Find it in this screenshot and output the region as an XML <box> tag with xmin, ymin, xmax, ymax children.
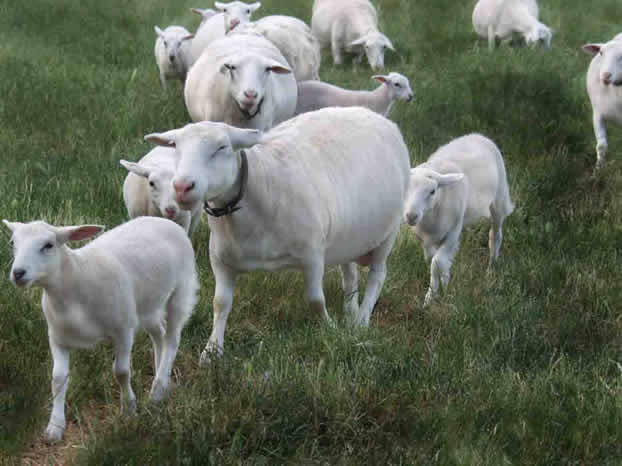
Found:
<box><xmin>1</xmin><ymin>0</ymin><xmax>622</xmax><ymax>464</ymax></box>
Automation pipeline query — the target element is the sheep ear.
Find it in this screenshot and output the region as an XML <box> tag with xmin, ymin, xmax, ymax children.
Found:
<box><xmin>227</xmin><ymin>127</ymin><xmax>262</xmax><ymax>148</ymax></box>
<box><xmin>120</xmin><ymin>160</ymin><xmax>151</xmax><ymax>178</ymax></box>
<box><xmin>144</xmin><ymin>130</ymin><xmax>178</xmax><ymax>147</ymax></box>
<box><xmin>220</xmin><ymin>63</ymin><xmax>235</xmax><ymax>74</ymax></box>
<box><xmin>55</xmin><ymin>225</ymin><xmax>105</xmax><ymax>244</ymax></box>
<box><xmin>250</xmin><ymin>2</ymin><xmax>261</xmax><ymax>11</ymax></box>
<box><xmin>373</xmin><ymin>75</ymin><xmax>389</xmax><ymax>84</ymax></box>
<box><xmin>192</xmin><ymin>7</ymin><xmax>216</xmax><ymax>18</ymax></box>
<box><xmin>214</xmin><ymin>2</ymin><xmax>226</xmax><ymax>11</ymax></box>
<box><xmin>437</xmin><ymin>173</ymin><xmax>464</xmax><ymax>187</ymax></box>
<box><xmin>2</xmin><ymin>220</ymin><xmax>23</xmax><ymax>233</ymax></box>
<box><xmin>583</xmin><ymin>43</ymin><xmax>603</xmax><ymax>55</ymax></box>
<box><xmin>181</xmin><ymin>34</ymin><xmax>195</xmax><ymax>42</ymax></box>
<box><xmin>383</xmin><ymin>36</ymin><xmax>396</xmax><ymax>51</ymax></box>
<box><xmin>154</xmin><ymin>26</ymin><xmax>164</xmax><ymax>37</ymax></box>
<box><xmin>348</xmin><ymin>37</ymin><xmax>367</xmax><ymax>48</ymax></box>
<box><xmin>266</xmin><ymin>62</ymin><xmax>292</xmax><ymax>74</ymax></box>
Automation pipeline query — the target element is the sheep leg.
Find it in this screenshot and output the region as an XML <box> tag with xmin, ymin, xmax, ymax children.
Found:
<box><xmin>487</xmin><ymin>25</ymin><xmax>496</xmax><ymax>51</ymax></box>
<box><xmin>424</xmin><ymin>227</ymin><xmax>461</xmax><ymax>307</ymax></box>
<box><xmin>146</xmin><ymin>322</ymin><xmax>165</xmax><ymax>376</ymax></box>
<box><xmin>593</xmin><ymin>113</ymin><xmax>608</xmax><ymax>169</ymax></box>
<box><xmin>151</xmin><ymin>300</ymin><xmax>185</xmax><ymax>402</ymax></box>
<box><xmin>159</xmin><ymin>72</ymin><xmax>167</xmax><ymax>91</ymax></box>
<box><xmin>201</xmin><ymin>258</ymin><xmax>237</xmax><ymax>364</ymax></box>
<box><xmin>488</xmin><ymin>204</ymin><xmax>505</xmax><ymax>265</ymax></box>
<box><xmin>353</xmin><ymin>50</ymin><xmax>364</xmax><ymax>65</ymax></box>
<box><xmin>331</xmin><ymin>26</ymin><xmax>343</xmax><ymax>65</ymax></box>
<box><xmin>340</xmin><ymin>262</ymin><xmax>359</xmax><ymax>320</ymax></box>
<box><xmin>304</xmin><ymin>258</ymin><xmax>333</xmax><ymax>325</ymax></box>
<box><xmin>45</xmin><ymin>340</ymin><xmax>70</xmax><ymax>443</ymax></box>
<box><xmin>113</xmin><ymin>331</ymin><xmax>137</xmax><ymax>415</ymax></box>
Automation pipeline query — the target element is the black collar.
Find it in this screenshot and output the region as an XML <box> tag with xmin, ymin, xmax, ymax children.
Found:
<box><xmin>238</xmin><ymin>97</ymin><xmax>264</xmax><ymax>120</ymax></box>
<box><xmin>204</xmin><ymin>150</ymin><xmax>248</xmax><ymax>217</ymax></box>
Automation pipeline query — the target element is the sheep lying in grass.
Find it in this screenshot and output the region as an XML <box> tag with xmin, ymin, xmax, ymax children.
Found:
<box><xmin>295</xmin><ymin>72</ymin><xmax>413</xmax><ymax>117</ymax></box>
<box><xmin>403</xmin><ymin>134</ymin><xmax>514</xmax><ymax>307</ymax></box>
<box><xmin>472</xmin><ymin>0</ymin><xmax>552</xmax><ymax>50</ymax></box>
<box><xmin>154</xmin><ymin>26</ymin><xmax>194</xmax><ymax>90</ymax></box>
<box><xmin>3</xmin><ymin>217</ymin><xmax>198</xmax><ymax>443</ymax></box>
<box><xmin>233</xmin><ymin>15</ymin><xmax>321</xmax><ymax>81</ymax></box>
<box><xmin>188</xmin><ymin>1</ymin><xmax>261</xmax><ymax>66</ymax></box>
<box><xmin>583</xmin><ymin>35</ymin><xmax>622</xmax><ymax>169</ymax></box>
<box><xmin>311</xmin><ymin>0</ymin><xmax>395</xmax><ymax>70</ymax></box>
<box><xmin>120</xmin><ymin>147</ymin><xmax>202</xmax><ymax>235</ymax></box>
<box><xmin>144</xmin><ymin>107</ymin><xmax>411</xmax><ymax>359</ymax></box>
<box><xmin>184</xmin><ymin>33</ymin><xmax>297</xmax><ymax>130</ymax></box>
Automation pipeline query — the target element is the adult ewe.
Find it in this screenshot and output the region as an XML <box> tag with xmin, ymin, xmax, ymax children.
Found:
<box><xmin>295</xmin><ymin>72</ymin><xmax>413</xmax><ymax>117</ymax></box>
<box><xmin>154</xmin><ymin>26</ymin><xmax>194</xmax><ymax>90</ymax></box>
<box><xmin>144</xmin><ymin>107</ymin><xmax>411</xmax><ymax>359</ymax></box>
<box><xmin>311</xmin><ymin>0</ymin><xmax>395</xmax><ymax>70</ymax></box>
<box><xmin>473</xmin><ymin>0</ymin><xmax>552</xmax><ymax>50</ymax></box>
<box><xmin>184</xmin><ymin>34</ymin><xmax>297</xmax><ymax>131</ymax></box>
<box><xmin>583</xmin><ymin>35</ymin><xmax>622</xmax><ymax>169</ymax></box>
<box><xmin>403</xmin><ymin>134</ymin><xmax>514</xmax><ymax>306</ymax></box>
<box><xmin>3</xmin><ymin>217</ymin><xmax>198</xmax><ymax>443</ymax></box>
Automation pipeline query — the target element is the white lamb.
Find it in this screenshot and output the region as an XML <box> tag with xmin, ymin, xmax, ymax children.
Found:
<box><xmin>184</xmin><ymin>33</ymin><xmax>297</xmax><ymax>131</ymax></box>
<box><xmin>583</xmin><ymin>35</ymin><xmax>622</xmax><ymax>169</ymax></box>
<box><xmin>403</xmin><ymin>134</ymin><xmax>514</xmax><ymax>306</ymax></box>
<box><xmin>154</xmin><ymin>26</ymin><xmax>194</xmax><ymax>90</ymax></box>
<box><xmin>188</xmin><ymin>1</ymin><xmax>261</xmax><ymax>66</ymax></box>
<box><xmin>232</xmin><ymin>15</ymin><xmax>321</xmax><ymax>81</ymax></box>
<box><xmin>3</xmin><ymin>217</ymin><xmax>198</xmax><ymax>443</ymax></box>
<box><xmin>295</xmin><ymin>72</ymin><xmax>414</xmax><ymax>117</ymax></box>
<box><xmin>311</xmin><ymin>0</ymin><xmax>395</xmax><ymax>70</ymax></box>
<box><xmin>144</xmin><ymin>107</ymin><xmax>411</xmax><ymax>359</ymax></box>
<box><xmin>120</xmin><ymin>147</ymin><xmax>202</xmax><ymax>235</ymax></box>
<box><xmin>472</xmin><ymin>0</ymin><xmax>552</xmax><ymax>50</ymax></box>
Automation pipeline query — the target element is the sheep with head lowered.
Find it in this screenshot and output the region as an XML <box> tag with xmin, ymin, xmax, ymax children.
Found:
<box><xmin>403</xmin><ymin>134</ymin><xmax>514</xmax><ymax>307</ymax></box>
<box><xmin>120</xmin><ymin>147</ymin><xmax>202</xmax><ymax>235</ymax></box>
<box><xmin>3</xmin><ymin>217</ymin><xmax>198</xmax><ymax>443</ymax></box>
<box><xmin>311</xmin><ymin>0</ymin><xmax>395</xmax><ymax>70</ymax></box>
<box><xmin>583</xmin><ymin>34</ymin><xmax>622</xmax><ymax>169</ymax></box>
<box><xmin>184</xmin><ymin>33</ymin><xmax>297</xmax><ymax>131</ymax></box>
<box><xmin>295</xmin><ymin>72</ymin><xmax>414</xmax><ymax>117</ymax></box>
<box><xmin>154</xmin><ymin>26</ymin><xmax>194</xmax><ymax>90</ymax></box>
<box><xmin>472</xmin><ymin>0</ymin><xmax>552</xmax><ymax>50</ymax></box>
<box><xmin>144</xmin><ymin>107</ymin><xmax>411</xmax><ymax>360</ymax></box>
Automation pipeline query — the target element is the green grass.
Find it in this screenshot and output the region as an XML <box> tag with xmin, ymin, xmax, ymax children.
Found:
<box><xmin>2</xmin><ymin>0</ymin><xmax>622</xmax><ymax>464</ymax></box>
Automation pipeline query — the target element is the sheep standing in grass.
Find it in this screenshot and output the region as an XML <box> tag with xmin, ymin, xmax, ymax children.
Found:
<box><xmin>295</xmin><ymin>72</ymin><xmax>413</xmax><ymax>117</ymax></box>
<box><xmin>583</xmin><ymin>35</ymin><xmax>622</xmax><ymax>169</ymax></box>
<box><xmin>311</xmin><ymin>0</ymin><xmax>395</xmax><ymax>70</ymax></box>
<box><xmin>154</xmin><ymin>26</ymin><xmax>194</xmax><ymax>90</ymax></box>
<box><xmin>188</xmin><ymin>1</ymin><xmax>261</xmax><ymax>66</ymax></box>
<box><xmin>403</xmin><ymin>134</ymin><xmax>514</xmax><ymax>307</ymax></box>
<box><xmin>3</xmin><ymin>217</ymin><xmax>198</xmax><ymax>443</ymax></box>
<box><xmin>120</xmin><ymin>147</ymin><xmax>202</xmax><ymax>235</ymax></box>
<box><xmin>144</xmin><ymin>107</ymin><xmax>410</xmax><ymax>359</ymax></box>
<box><xmin>184</xmin><ymin>34</ymin><xmax>297</xmax><ymax>130</ymax></box>
<box><xmin>233</xmin><ymin>15</ymin><xmax>321</xmax><ymax>81</ymax></box>
<box><xmin>472</xmin><ymin>0</ymin><xmax>552</xmax><ymax>50</ymax></box>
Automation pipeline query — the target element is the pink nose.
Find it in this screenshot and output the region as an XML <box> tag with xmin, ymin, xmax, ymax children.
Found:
<box><xmin>173</xmin><ymin>180</ymin><xmax>195</xmax><ymax>201</ymax></box>
<box><xmin>229</xmin><ymin>19</ymin><xmax>240</xmax><ymax>30</ymax></box>
<box><xmin>165</xmin><ymin>207</ymin><xmax>177</xmax><ymax>218</ymax></box>
<box><xmin>244</xmin><ymin>90</ymin><xmax>258</xmax><ymax>99</ymax></box>
<box><xmin>603</xmin><ymin>72</ymin><xmax>612</xmax><ymax>83</ymax></box>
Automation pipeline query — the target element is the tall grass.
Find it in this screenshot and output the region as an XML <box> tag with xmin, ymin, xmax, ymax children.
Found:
<box><xmin>2</xmin><ymin>0</ymin><xmax>622</xmax><ymax>464</ymax></box>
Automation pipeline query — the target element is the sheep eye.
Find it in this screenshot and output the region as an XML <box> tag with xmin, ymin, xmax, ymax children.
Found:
<box><xmin>217</xmin><ymin>145</ymin><xmax>227</xmax><ymax>152</ymax></box>
<box><xmin>430</xmin><ymin>189</ymin><xmax>436</xmax><ymax>196</ymax></box>
<box><xmin>394</xmin><ymin>83</ymin><xmax>401</xmax><ymax>87</ymax></box>
<box><xmin>164</xmin><ymin>41</ymin><xmax>168</xmax><ymax>47</ymax></box>
<box><xmin>226</xmin><ymin>64</ymin><xmax>236</xmax><ymax>71</ymax></box>
<box><xmin>41</xmin><ymin>242</ymin><xmax>53</xmax><ymax>252</ymax></box>
<box><xmin>246</xmin><ymin>9</ymin><xmax>250</xmax><ymax>13</ymax></box>
<box><xmin>149</xmin><ymin>181</ymin><xmax>155</xmax><ymax>187</ymax></box>
<box><xmin>223</xmin><ymin>8</ymin><xmax>228</xmax><ymax>12</ymax></box>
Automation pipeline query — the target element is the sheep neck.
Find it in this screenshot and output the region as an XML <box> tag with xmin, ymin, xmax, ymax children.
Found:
<box><xmin>204</xmin><ymin>150</ymin><xmax>247</xmax><ymax>217</ymax></box>
<box><xmin>366</xmin><ymin>84</ymin><xmax>393</xmax><ymax>116</ymax></box>
<box><xmin>40</xmin><ymin>246</ymin><xmax>84</xmax><ymax>310</ymax></box>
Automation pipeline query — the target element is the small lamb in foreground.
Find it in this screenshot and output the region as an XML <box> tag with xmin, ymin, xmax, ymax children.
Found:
<box><xmin>295</xmin><ymin>72</ymin><xmax>413</xmax><ymax>117</ymax></box>
<box><xmin>120</xmin><ymin>147</ymin><xmax>202</xmax><ymax>235</ymax></box>
<box><xmin>311</xmin><ymin>0</ymin><xmax>395</xmax><ymax>70</ymax></box>
<box><xmin>4</xmin><ymin>217</ymin><xmax>198</xmax><ymax>443</ymax></box>
<box><xmin>472</xmin><ymin>0</ymin><xmax>552</xmax><ymax>50</ymax></box>
<box><xmin>403</xmin><ymin>134</ymin><xmax>514</xmax><ymax>306</ymax></box>
<box><xmin>583</xmin><ymin>35</ymin><xmax>622</xmax><ymax>168</ymax></box>
<box><xmin>154</xmin><ymin>26</ymin><xmax>194</xmax><ymax>90</ymax></box>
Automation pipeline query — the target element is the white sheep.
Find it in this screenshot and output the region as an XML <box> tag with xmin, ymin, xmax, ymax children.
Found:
<box><xmin>188</xmin><ymin>1</ymin><xmax>261</xmax><ymax>66</ymax></box>
<box><xmin>232</xmin><ymin>15</ymin><xmax>321</xmax><ymax>81</ymax></box>
<box><xmin>184</xmin><ymin>33</ymin><xmax>297</xmax><ymax>131</ymax></box>
<box><xmin>311</xmin><ymin>0</ymin><xmax>395</xmax><ymax>70</ymax></box>
<box><xmin>3</xmin><ymin>217</ymin><xmax>198</xmax><ymax>443</ymax></box>
<box><xmin>403</xmin><ymin>134</ymin><xmax>514</xmax><ymax>306</ymax></box>
<box><xmin>154</xmin><ymin>26</ymin><xmax>194</xmax><ymax>90</ymax></box>
<box><xmin>144</xmin><ymin>107</ymin><xmax>411</xmax><ymax>359</ymax></box>
<box><xmin>120</xmin><ymin>147</ymin><xmax>202</xmax><ymax>235</ymax></box>
<box><xmin>583</xmin><ymin>35</ymin><xmax>622</xmax><ymax>169</ymax></box>
<box><xmin>295</xmin><ymin>72</ymin><xmax>414</xmax><ymax>117</ymax></box>
<box><xmin>472</xmin><ymin>0</ymin><xmax>552</xmax><ymax>50</ymax></box>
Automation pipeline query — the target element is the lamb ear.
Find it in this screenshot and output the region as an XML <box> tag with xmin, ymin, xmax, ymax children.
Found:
<box><xmin>154</xmin><ymin>26</ymin><xmax>164</xmax><ymax>37</ymax></box>
<box><xmin>54</xmin><ymin>225</ymin><xmax>105</xmax><ymax>244</ymax></box>
<box><xmin>348</xmin><ymin>37</ymin><xmax>367</xmax><ymax>48</ymax></box>
<box><xmin>120</xmin><ymin>160</ymin><xmax>151</xmax><ymax>178</ymax></box>
<box><xmin>227</xmin><ymin>127</ymin><xmax>263</xmax><ymax>148</ymax></box>
<box><xmin>191</xmin><ymin>7</ymin><xmax>216</xmax><ymax>18</ymax></box>
<box><xmin>181</xmin><ymin>34</ymin><xmax>195</xmax><ymax>42</ymax></box>
<box><xmin>249</xmin><ymin>2</ymin><xmax>261</xmax><ymax>11</ymax></box>
<box><xmin>383</xmin><ymin>36</ymin><xmax>396</xmax><ymax>52</ymax></box>
<box><xmin>583</xmin><ymin>43</ymin><xmax>603</xmax><ymax>55</ymax></box>
<box><xmin>214</xmin><ymin>2</ymin><xmax>226</xmax><ymax>11</ymax></box>
<box><xmin>144</xmin><ymin>129</ymin><xmax>179</xmax><ymax>147</ymax></box>
<box><xmin>2</xmin><ymin>220</ymin><xmax>23</xmax><ymax>233</ymax></box>
<box><xmin>437</xmin><ymin>173</ymin><xmax>464</xmax><ymax>187</ymax></box>
<box><xmin>267</xmin><ymin>64</ymin><xmax>292</xmax><ymax>74</ymax></box>
<box><xmin>372</xmin><ymin>75</ymin><xmax>389</xmax><ymax>84</ymax></box>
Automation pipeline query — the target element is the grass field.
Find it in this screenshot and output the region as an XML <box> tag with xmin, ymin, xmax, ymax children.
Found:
<box><xmin>2</xmin><ymin>0</ymin><xmax>622</xmax><ymax>464</ymax></box>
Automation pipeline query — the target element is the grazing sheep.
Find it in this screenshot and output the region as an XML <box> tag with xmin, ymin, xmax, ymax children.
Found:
<box><xmin>120</xmin><ymin>147</ymin><xmax>202</xmax><ymax>235</ymax></box>
<box><xmin>144</xmin><ymin>107</ymin><xmax>411</xmax><ymax>359</ymax></box>
<box><xmin>472</xmin><ymin>0</ymin><xmax>552</xmax><ymax>50</ymax></box>
<box><xmin>311</xmin><ymin>0</ymin><xmax>395</xmax><ymax>70</ymax></box>
<box><xmin>3</xmin><ymin>217</ymin><xmax>198</xmax><ymax>443</ymax></box>
<box><xmin>188</xmin><ymin>1</ymin><xmax>261</xmax><ymax>66</ymax></box>
<box><xmin>295</xmin><ymin>72</ymin><xmax>414</xmax><ymax>117</ymax></box>
<box><xmin>403</xmin><ymin>134</ymin><xmax>514</xmax><ymax>306</ymax></box>
<box><xmin>583</xmin><ymin>35</ymin><xmax>622</xmax><ymax>168</ymax></box>
<box><xmin>154</xmin><ymin>26</ymin><xmax>194</xmax><ymax>89</ymax></box>
<box><xmin>233</xmin><ymin>15</ymin><xmax>321</xmax><ymax>81</ymax></box>
<box><xmin>184</xmin><ymin>33</ymin><xmax>297</xmax><ymax>131</ymax></box>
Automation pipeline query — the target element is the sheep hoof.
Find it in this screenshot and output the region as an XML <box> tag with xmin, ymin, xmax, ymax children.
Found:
<box><xmin>44</xmin><ymin>424</ymin><xmax>64</xmax><ymax>444</ymax></box>
<box><xmin>124</xmin><ymin>397</ymin><xmax>137</xmax><ymax>415</ymax></box>
<box><xmin>149</xmin><ymin>382</ymin><xmax>168</xmax><ymax>403</ymax></box>
<box><xmin>199</xmin><ymin>343</ymin><xmax>223</xmax><ymax>366</ymax></box>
